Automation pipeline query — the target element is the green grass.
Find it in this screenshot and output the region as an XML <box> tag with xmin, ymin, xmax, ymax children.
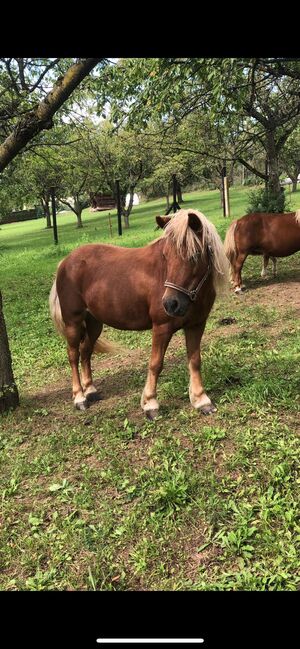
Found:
<box><xmin>0</xmin><ymin>185</ymin><xmax>299</xmax><ymax>591</ymax></box>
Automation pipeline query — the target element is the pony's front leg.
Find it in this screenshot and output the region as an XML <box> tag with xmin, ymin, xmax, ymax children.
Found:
<box><xmin>233</xmin><ymin>253</ymin><xmax>247</xmax><ymax>293</ymax></box>
<box><xmin>141</xmin><ymin>324</ymin><xmax>172</xmax><ymax>420</ymax></box>
<box><xmin>184</xmin><ymin>324</ymin><xmax>217</xmax><ymax>415</ymax></box>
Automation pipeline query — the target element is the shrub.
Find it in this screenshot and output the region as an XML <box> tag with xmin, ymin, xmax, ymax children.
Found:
<box><xmin>246</xmin><ymin>187</ymin><xmax>286</xmax><ymax>214</ymax></box>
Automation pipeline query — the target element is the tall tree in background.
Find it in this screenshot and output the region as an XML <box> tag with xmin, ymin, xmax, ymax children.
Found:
<box><xmin>101</xmin><ymin>58</ymin><xmax>300</xmax><ymax>207</ymax></box>
<box><xmin>280</xmin><ymin>124</ymin><xmax>300</xmax><ymax>192</ymax></box>
<box><xmin>0</xmin><ymin>57</ymin><xmax>102</xmax><ymax>414</ymax></box>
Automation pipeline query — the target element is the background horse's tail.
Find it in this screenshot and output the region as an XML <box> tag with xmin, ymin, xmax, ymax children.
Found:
<box><xmin>224</xmin><ymin>220</ymin><xmax>238</xmax><ymax>263</ymax></box>
<box><xmin>49</xmin><ymin>271</ymin><xmax>118</xmax><ymax>355</ymax></box>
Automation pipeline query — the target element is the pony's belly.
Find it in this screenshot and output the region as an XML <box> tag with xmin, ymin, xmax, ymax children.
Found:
<box><xmin>102</xmin><ymin>316</ymin><xmax>152</xmax><ymax>331</ymax></box>
<box><xmin>87</xmin><ymin>303</ymin><xmax>152</xmax><ymax>331</ymax></box>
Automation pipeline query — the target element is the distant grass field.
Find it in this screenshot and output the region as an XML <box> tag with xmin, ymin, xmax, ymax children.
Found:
<box><xmin>0</xmin><ymin>185</ymin><xmax>299</xmax><ymax>591</ymax></box>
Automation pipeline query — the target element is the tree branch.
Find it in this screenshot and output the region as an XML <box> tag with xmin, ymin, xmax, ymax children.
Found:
<box><xmin>237</xmin><ymin>157</ymin><xmax>267</xmax><ymax>180</ymax></box>
<box><xmin>0</xmin><ymin>58</ymin><xmax>102</xmax><ymax>172</ymax></box>
<box><xmin>29</xmin><ymin>58</ymin><xmax>61</xmax><ymax>93</ymax></box>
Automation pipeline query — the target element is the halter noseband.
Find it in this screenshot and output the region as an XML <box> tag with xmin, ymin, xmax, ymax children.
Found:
<box><xmin>164</xmin><ymin>247</ymin><xmax>212</xmax><ymax>302</ymax></box>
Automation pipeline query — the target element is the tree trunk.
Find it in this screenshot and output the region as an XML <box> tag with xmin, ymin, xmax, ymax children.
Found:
<box><xmin>241</xmin><ymin>165</ymin><xmax>245</xmax><ymax>185</ymax></box>
<box><xmin>265</xmin><ymin>133</ymin><xmax>281</xmax><ymax>196</ymax></box>
<box><xmin>76</xmin><ymin>213</ymin><xmax>83</xmax><ymax>228</ymax></box>
<box><xmin>288</xmin><ymin>172</ymin><xmax>299</xmax><ymax>192</ymax></box>
<box><xmin>120</xmin><ymin>194</ymin><xmax>130</xmax><ymax>228</ymax></box>
<box><xmin>177</xmin><ymin>180</ymin><xmax>183</xmax><ymax>203</ymax></box>
<box><xmin>42</xmin><ymin>196</ymin><xmax>52</xmax><ymax>228</ymax></box>
<box><xmin>0</xmin><ymin>290</ymin><xmax>19</xmax><ymax>414</ymax></box>
<box><xmin>73</xmin><ymin>198</ymin><xmax>83</xmax><ymax>228</ymax></box>
<box><xmin>75</xmin><ymin>208</ymin><xmax>83</xmax><ymax>228</ymax></box>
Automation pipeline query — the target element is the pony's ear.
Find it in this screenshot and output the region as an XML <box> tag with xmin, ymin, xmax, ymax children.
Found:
<box><xmin>156</xmin><ymin>216</ymin><xmax>171</xmax><ymax>229</ymax></box>
<box><xmin>188</xmin><ymin>212</ymin><xmax>202</xmax><ymax>234</ymax></box>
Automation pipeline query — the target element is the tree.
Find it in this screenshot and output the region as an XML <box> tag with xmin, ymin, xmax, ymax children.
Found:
<box><xmin>0</xmin><ymin>58</ymin><xmax>102</xmax><ymax>171</ymax></box>
<box><xmin>0</xmin><ymin>58</ymin><xmax>103</xmax><ymax>413</ymax></box>
<box><xmin>280</xmin><ymin>125</ymin><xmax>300</xmax><ymax>192</ymax></box>
<box><xmin>102</xmin><ymin>58</ymin><xmax>300</xmax><ymax>209</ymax></box>
<box><xmin>0</xmin><ymin>163</ymin><xmax>24</xmax><ymax>223</ymax></box>
<box><xmin>12</xmin><ymin>144</ymin><xmax>66</xmax><ymax>228</ymax></box>
<box><xmin>87</xmin><ymin>122</ymin><xmax>153</xmax><ymax>228</ymax></box>
<box><xmin>54</xmin><ymin>132</ymin><xmax>95</xmax><ymax>228</ymax></box>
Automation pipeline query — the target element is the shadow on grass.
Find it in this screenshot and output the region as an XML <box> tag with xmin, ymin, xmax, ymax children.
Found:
<box><xmin>241</xmin><ymin>266</ymin><xmax>300</xmax><ymax>291</ymax></box>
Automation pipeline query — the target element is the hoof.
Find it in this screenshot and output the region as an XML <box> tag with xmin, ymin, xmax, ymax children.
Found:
<box><xmin>146</xmin><ymin>409</ymin><xmax>159</xmax><ymax>421</ymax></box>
<box><xmin>86</xmin><ymin>391</ymin><xmax>102</xmax><ymax>403</ymax></box>
<box><xmin>75</xmin><ymin>399</ymin><xmax>89</xmax><ymax>411</ymax></box>
<box><xmin>199</xmin><ymin>402</ymin><xmax>217</xmax><ymax>415</ymax></box>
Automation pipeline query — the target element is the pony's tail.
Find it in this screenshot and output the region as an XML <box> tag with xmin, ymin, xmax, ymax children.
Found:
<box><xmin>49</xmin><ymin>276</ymin><xmax>66</xmax><ymax>338</ymax></box>
<box><xmin>224</xmin><ymin>220</ymin><xmax>238</xmax><ymax>264</ymax></box>
<box><xmin>49</xmin><ymin>274</ymin><xmax>120</xmax><ymax>355</ymax></box>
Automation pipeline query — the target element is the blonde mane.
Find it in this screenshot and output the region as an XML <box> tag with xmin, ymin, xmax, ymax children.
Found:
<box><xmin>162</xmin><ymin>209</ymin><xmax>229</xmax><ymax>294</ymax></box>
<box><xmin>295</xmin><ymin>209</ymin><xmax>300</xmax><ymax>225</ymax></box>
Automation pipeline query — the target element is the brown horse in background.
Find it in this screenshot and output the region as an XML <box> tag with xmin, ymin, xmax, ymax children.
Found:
<box><xmin>224</xmin><ymin>210</ymin><xmax>300</xmax><ymax>292</ymax></box>
<box><xmin>49</xmin><ymin>209</ymin><xmax>228</xmax><ymax>419</ymax></box>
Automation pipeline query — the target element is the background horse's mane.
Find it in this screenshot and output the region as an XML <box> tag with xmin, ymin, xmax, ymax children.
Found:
<box><xmin>162</xmin><ymin>209</ymin><xmax>229</xmax><ymax>294</ymax></box>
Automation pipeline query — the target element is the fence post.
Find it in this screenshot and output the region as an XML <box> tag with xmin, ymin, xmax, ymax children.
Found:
<box><xmin>116</xmin><ymin>180</ymin><xmax>122</xmax><ymax>236</ymax></box>
<box><xmin>50</xmin><ymin>187</ymin><xmax>58</xmax><ymax>244</ymax></box>
<box><xmin>221</xmin><ymin>165</ymin><xmax>230</xmax><ymax>218</ymax></box>
<box><xmin>172</xmin><ymin>174</ymin><xmax>177</xmax><ymax>214</ymax></box>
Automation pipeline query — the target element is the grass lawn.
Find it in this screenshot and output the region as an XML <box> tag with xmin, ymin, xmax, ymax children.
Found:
<box><xmin>0</xmin><ymin>185</ymin><xmax>299</xmax><ymax>590</ymax></box>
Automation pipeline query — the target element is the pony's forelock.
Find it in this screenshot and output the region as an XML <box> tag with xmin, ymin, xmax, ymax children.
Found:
<box><xmin>162</xmin><ymin>209</ymin><xmax>229</xmax><ymax>294</ymax></box>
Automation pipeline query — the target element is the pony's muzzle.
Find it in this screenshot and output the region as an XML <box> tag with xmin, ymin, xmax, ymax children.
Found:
<box><xmin>162</xmin><ymin>291</ymin><xmax>190</xmax><ymax>317</ymax></box>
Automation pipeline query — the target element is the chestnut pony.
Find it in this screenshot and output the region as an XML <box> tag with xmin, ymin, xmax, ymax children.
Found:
<box><xmin>224</xmin><ymin>210</ymin><xmax>300</xmax><ymax>293</ymax></box>
<box><xmin>49</xmin><ymin>209</ymin><xmax>228</xmax><ymax>419</ymax></box>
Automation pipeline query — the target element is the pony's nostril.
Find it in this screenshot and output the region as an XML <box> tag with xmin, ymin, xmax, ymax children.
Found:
<box><xmin>163</xmin><ymin>296</ymin><xmax>187</xmax><ymax>317</ymax></box>
<box><xmin>170</xmin><ymin>299</ymin><xmax>179</xmax><ymax>312</ymax></box>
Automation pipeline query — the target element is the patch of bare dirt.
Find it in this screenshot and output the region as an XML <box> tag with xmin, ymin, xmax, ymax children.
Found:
<box><xmin>236</xmin><ymin>275</ymin><xmax>300</xmax><ymax>311</ymax></box>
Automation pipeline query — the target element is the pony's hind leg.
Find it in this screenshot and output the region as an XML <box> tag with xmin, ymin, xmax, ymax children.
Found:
<box><xmin>141</xmin><ymin>324</ymin><xmax>172</xmax><ymax>420</ymax></box>
<box><xmin>271</xmin><ymin>256</ymin><xmax>277</xmax><ymax>277</ymax></box>
<box><xmin>65</xmin><ymin>321</ymin><xmax>88</xmax><ymax>410</ymax></box>
<box><xmin>80</xmin><ymin>312</ymin><xmax>103</xmax><ymax>403</ymax></box>
<box><xmin>261</xmin><ymin>255</ymin><xmax>277</xmax><ymax>279</ymax></box>
<box><xmin>261</xmin><ymin>255</ymin><xmax>269</xmax><ymax>278</ymax></box>
<box><xmin>184</xmin><ymin>324</ymin><xmax>216</xmax><ymax>415</ymax></box>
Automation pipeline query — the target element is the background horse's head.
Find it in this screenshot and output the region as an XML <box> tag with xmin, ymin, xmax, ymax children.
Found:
<box><xmin>156</xmin><ymin>210</ymin><xmax>229</xmax><ymax>317</ymax></box>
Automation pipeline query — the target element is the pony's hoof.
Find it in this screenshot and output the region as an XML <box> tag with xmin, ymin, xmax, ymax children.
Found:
<box><xmin>146</xmin><ymin>409</ymin><xmax>159</xmax><ymax>421</ymax></box>
<box><xmin>86</xmin><ymin>391</ymin><xmax>102</xmax><ymax>403</ymax></box>
<box><xmin>199</xmin><ymin>402</ymin><xmax>217</xmax><ymax>415</ymax></box>
<box><xmin>75</xmin><ymin>400</ymin><xmax>89</xmax><ymax>411</ymax></box>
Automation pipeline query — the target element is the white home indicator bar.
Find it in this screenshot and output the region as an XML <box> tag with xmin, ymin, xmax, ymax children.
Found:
<box><xmin>97</xmin><ymin>640</ymin><xmax>204</xmax><ymax>644</ymax></box>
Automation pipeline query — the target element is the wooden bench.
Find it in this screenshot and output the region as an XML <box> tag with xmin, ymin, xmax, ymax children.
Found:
<box><xmin>90</xmin><ymin>194</ymin><xmax>116</xmax><ymax>211</ymax></box>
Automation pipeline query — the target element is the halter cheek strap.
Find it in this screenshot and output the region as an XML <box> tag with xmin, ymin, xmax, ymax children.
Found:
<box><xmin>164</xmin><ymin>248</ymin><xmax>212</xmax><ymax>302</ymax></box>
